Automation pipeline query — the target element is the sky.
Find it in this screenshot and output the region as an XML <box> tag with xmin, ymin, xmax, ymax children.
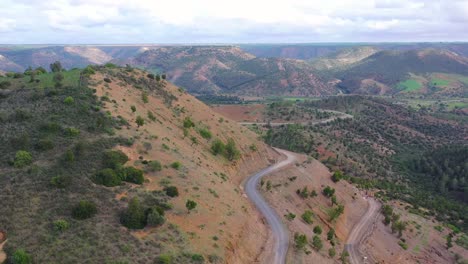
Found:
<box><xmin>1</xmin><ymin>0</ymin><xmax>468</xmax><ymax>44</ymax></box>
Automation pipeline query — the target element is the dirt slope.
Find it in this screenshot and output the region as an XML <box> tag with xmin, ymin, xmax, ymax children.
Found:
<box><xmin>89</xmin><ymin>67</ymin><xmax>281</xmax><ymax>262</ymax></box>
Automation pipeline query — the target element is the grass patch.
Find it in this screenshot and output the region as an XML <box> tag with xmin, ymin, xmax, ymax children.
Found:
<box><xmin>430</xmin><ymin>78</ymin><xmax>450</xmax><ymax>87</ymax></box>
<box><xmin>397</xmin><ymin>79</ymin><xmax>422</xmax><ymax>92</ymax></box>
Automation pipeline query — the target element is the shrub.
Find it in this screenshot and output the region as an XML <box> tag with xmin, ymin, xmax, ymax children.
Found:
<box><xmin>170</xmin><ymin>161</ymin><xmax>181</xmax><ymax>170</ymax></box>
<box><xmin>191</xmin><ymin>254</ymin><xmax>204</xmax><ymax>262</ymax></box>
<box><xmin>50</xmin><ymin>61</ymin><xmax>63</xmax><ymax>72</ymax></box>
<box><xmin>313</xmin><ymin>225</ymin><xmax>322</xmax><ymax>234</ymax></box>
<box><xmin>50</xmin><ymin>175</ymin><xmax>72</xmax><ymax>188</ymax></box>
<box><xmin>72</xmin><ymin>200</ymin><xmax>97</xmax><ymax>220</ymax></box>
<box><xmin>301</xmin><ymin>210</ymin><xmax>314</xmax><ymax>224</ymax></box>
<box><xmin>64</xmin><ymin>127</ymin><xmax>80</xmax><ymax>137</ymax></box>
<box><xmin>198</xmin><ymin>128</ymin><xmax>212</xmax><ymax>140</ymax></box>
<box><xmin>147</xmin><ymin>207</ymin><xmax>165</xmax><ymax>226</ymax></box>
<box><xmin>285</xmin><ymin>213</ymin><xmax>296</xmax><ymax>221</ymax></box>
<box><xmin>294</xmin><ymin>233</ymin><xmax>307</xmax><ymax>250</ymax></box>
<box><xmin>136</xmin><ymin>116</ymin><xmax>145</xmax><ymax>127</ymax></box>
<box><xmin>121</xmin><ymin>198</ymin><xmax>146</xmax><ymax>229</ymax></box>
<box><xmin>14</xmin><ymin>150</ymin><xmax>32</xmax><ymax>168</ymax></box>
<box><xmin>312</xmin><ymin>235</ymin><xmax>323</xmax><ymax>250</ymax></box>
<box><xmin>147</xmin><ymin>73</ymin><xmax>155</xmax><ymax>80</ymax></box>
<box><xmin>94</xmin><ymin>168</ymin><xmax>121</xmax><ymax>187</ymax></box>
<box><xmin>35</xmin><ymin>138</ymin><xmax>54</xmax><ymax>151</ymax></box>
<box><xmin>64</xmin><ymin>149</ymin><xmax>75</xmax><ymax>163</ymax></box>
<box><xmin>53</xmin><ymin>219</ymin><xmax>70</xmax><ymax>232</ymax></box>
<box><xmin>211</xmin><ymin>139</ymin><xmax>225</xmax><ymax>155</ymax></box>
<box><xmin>131</xmin><ymin>105</ymin><xmax>136</xmax><ymax>113</ymax></box>
<box><xmin>142</xmin><ymin>92</ymin><xmax>149</xmax><ymax>103</ymax></box>
<box><xmin>103</xmin><ymin>150</ymin><xmax>129</xmax><ymax>169</ymax></box>
<box><xmin>329</xmin><ymin>247</ymin><xmax>336</xmax><ymax>257</ymax></box>
<box><xmin>82</xmin><ymin>66</ymin><xmax>95</xmax><ymax>75</ymax></box>
<box><xmin>327</xmin><ymin>228</ymin><xmax>335</xmax><ymax>241</ymax></box>
<box><xmin>331</xmin><ymin>170</ymin><xmax>343</xmax><ymax>182</ymax></box>
<box><xmin>63</xmin><ymin>96</ymin><xmax>74</xmax><ymax>105</ymax></box>
<box><xmin>186</xmin><ymin>200</ymin><xmax>197</xmax><ymax>212</ymax></box>
<box><xmin>122</xmin><ymin>166</ymin><xmax>144</xmax><ymax>184</ymax></box>
<box><xmin>0</xmin><ymin>80</ymin><xmax>11</xmax><ymax>89</ymax></box>
<box><xmin>322</xmin><ymin>186</ymin><xmax>335</xmax><ymax>197</ymax></box>
<box><xmin>147</xmin><ymin>160</ymin><xmax>162</xmax><ymax>172</ymax></box>
<box><xmin>147</xmin><ymin>111</ymin><xmax>156</xmax><ymax>121</ymax></box>
<box><xmin>164</xmin><ymin>186</ymin><xmax>179</xmax><ymax>197</ymax></box>
<box><xmin>104</xmin><ymin>77</ymin><xmax>112</xmax><ymax>83</ymax></box>
<box><xmin>155</xmin><ymin>254</ymin><xmax>173</xmax><ymax>264</ymax></box>
<box><xmin>104</xmin><ymin>63</ymin><xmax>117</xmax><ymax>68</ymax></box>
<box><xmin>12</xmin><ymin>249</ymin><xmax>32</xmax><ymax>264</ymax></box>
<box><xmin>183</xmin><ymin>117</ymin><xmax>195</xmax><ymax>128</ymax></box>
<box><xmin>225</xmin><ymin>138</ymin><xmax>240</xmax><ymax>161</ymax></box>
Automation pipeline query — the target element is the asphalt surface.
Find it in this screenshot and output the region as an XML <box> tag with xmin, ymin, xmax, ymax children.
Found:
<box><xmin>245</xmin><ymin>148</ymin><xmax>296</xmax><ymax>264</ymax></box>
<box><xmin>345</xmin><ymin>198</ymin><xmax>380</xmax><ymax>264</ymax></box>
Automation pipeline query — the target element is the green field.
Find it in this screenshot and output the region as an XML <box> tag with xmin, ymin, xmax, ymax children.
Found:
<box><xmin>0</xmin><ymin>69</ymin><xmax>82</xmax><ymax>89</ymax></box>
<box><xmin>447</xmin><ymin>101</ymin><xmax>468</xmax><ymax>110</ymax></box>
<box><xmin>398</xmin><ymin>79</ymin><xmax>422</xmax><ymax>92</ymax></box>
<box><xmin>430</xmin><ymin>78</ymin><xmax>450</xmax><ymax>87</ymax></box>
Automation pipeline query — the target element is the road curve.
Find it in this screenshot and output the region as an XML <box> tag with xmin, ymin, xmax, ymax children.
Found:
<box><xmin>245</xmin><ymin>148</ymin><xmax>297</xmax><ymax>264</ymax></box>
<box><xmin>345</xmin><ymin>198</ymin><xmax>381</xmax><ymax>264</ymax></box>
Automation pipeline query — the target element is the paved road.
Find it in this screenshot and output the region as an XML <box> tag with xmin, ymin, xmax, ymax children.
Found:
<box><xmin>239</xmin><ymin>110</ymin><xmax>353</xmax><ymax>127</ymax></box>
<box><xmin>345</xmin><ymin>198</ymin><xmax>381</xmax><ymax>264</ymax></box>
<box><xmin>245</xmin><ymin>148</ymin><xmax>297</xmax><ymax>264</ymax></box>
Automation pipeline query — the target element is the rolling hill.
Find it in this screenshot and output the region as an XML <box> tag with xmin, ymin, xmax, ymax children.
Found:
<box><xmin>335</xmin><ymin>49</ymin><xmax>468</xmax><ymax>97</ymax></box>
<box><xmin>125</xmin><ymin>46</ymin><xmax>336</xmax><ymax>96</ymax></box>
<box><xmin>0</xmin><ymin>65</ymin><xmax>279</xmax><ymax>263</ymax></box>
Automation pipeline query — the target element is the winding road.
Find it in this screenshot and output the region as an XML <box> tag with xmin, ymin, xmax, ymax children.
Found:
<box><xmin>239</xmin><ymin>110</ymin><xmax>353</xmax><ymax>127</ymax></box>
<box><xmin>345</xmin><ymin>198</ymin><xmax>381</xmax><ymax>264</ymax></box>
<box><xmin>245</xmin><ymin>148</ymin><xmax>297</xmax><ymax>264</ymax></box>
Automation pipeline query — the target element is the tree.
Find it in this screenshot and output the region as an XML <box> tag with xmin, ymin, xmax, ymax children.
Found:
<box><xmin>164</xmin><ymin>186</ymin><xmax>179</xmax><ymax>197</ymax></box>
<box><xmin>328</xmin><ymin>204</ymin><xmax>344</xmax><ymax>221</ymax></box>
<box><xmin>323</xmin><ymin>186</ymin><xmax>335</xmax><ymax>197</ymax></box>
<box><xmin>161</xmin><ymin>74</ymin><xmax>166</xmax><ymax>80</ymax></box>
<box><xmin>50</xmin><ymin>61</ymin><xmax>63</xmax><ymax>72</ymax></box>
<box><xmin>183</xmin><ymin>117</ymin><xmax>195</xmax><ymax>128</ymax></box>
<box><xmin>327</xmin><ymin>228</ymin><xmax>335</xmax><ymax>241</ymax></box>
<box><xmin>331</xmin><ymin>195</ymin><xmax>338</xmax><ymax>206</ymax></box>
<box><xmin>14</xmin><ymin>150</ymin><xmax>32</xmax><ymax>168</ymax></box>
<box><xmin>131</xmin><ymin>105</ymin><xmax>136</xmax><ymax>113</ymax></box>
<box><xmin>331</xmin><ymin>170</ymin><xmax>343</xmax><ymax>182</ymax></box>
<box><xmin>122</xmin><ymin>166</ymin><xmax>144</xmax><ymax>184</ymax></box>
<box><xmin>121</xmin><ymin>197</ymin><xmax>146</xmax><ymax>229</ymax></box>
<box><xmin>136</xmin><ymin>116</ymin><xmax>145</xmax><ymax>127</ymax></box>
<box><xmin>147</xmin><ymin>207</ymin><xmax>165</xmax><ymax>226</ymax></box>
<box><xmin>313</xmin><ymin>225</ymin><xmax>322</xmax><ymax>234</ymax></box>
<box><xmin>294</xmin><ymin>233</ymin><xmax>308</xmax><ymax>250</ymax></box>
<box><xmin>301</xmin><ymin>210</ymin><xmax>314</xmax><ymax>224</ymax></box>
<box><xmin>72</xmin><ymin>200</ymin><xmax>97</xmax><ymax>220</ymax></box>
<box><xmin>186</xmin><ymin>200</ymin><xmax>197</xmax><ymax>213</ymax></box>
<box><xmin>103</xmin><ymin>150</ymin><xmax>129</xmax><ymax>169</ymax></box>
<box><xmin>447</xmin><ymin>233</ymin><xmax>454</xmax><ymax>248</ymax></box>
<box><xmin>329</xmin><ymin>248</ymin><xmax>336</xmax><ymax>257</ymax></box>
<box><xmin>12</xmin><ymin>249</ymin><xmax>32</xmax><ymax>264</ymax></box>
<box><xmin>225</xmin><ymin>138</ymin><xmax>240</xmax><ymax>161</ymax></box>
<box><xmin>94</xmin><ymin>168</ymin><xmax>121</xmax><ymax>187</ymax></box>
<box><xmin>392</xmin><ymin>220</ymin><xmax>407</xmax><ymax>237</ymax></box>
<box><xmin>312</xmin><ymin>235</ymin><xmax>323</xmax><ymax>250</ymax></box>
<box><xmin>142</xmin><ymin>92</ymin><xmax>149</xmax><ymax>103</ymax></box>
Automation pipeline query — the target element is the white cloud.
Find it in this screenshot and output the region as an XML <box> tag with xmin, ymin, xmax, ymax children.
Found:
<box><xmin>0</xmin><ymin>0</ymin><xmax>467</xmax><ymax>43</ymax></box>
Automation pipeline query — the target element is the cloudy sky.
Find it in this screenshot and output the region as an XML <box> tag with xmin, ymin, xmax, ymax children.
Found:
<box><xmin>1</xmin><ymin>0</ymin><xmax>468</xmax><ymax>43</ymax></box>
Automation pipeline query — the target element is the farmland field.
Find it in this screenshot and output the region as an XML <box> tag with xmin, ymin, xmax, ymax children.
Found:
<box><xmin>398</xmin><ymin>79</ymin><xmax>422</xmax><ymax>92</ymax></box>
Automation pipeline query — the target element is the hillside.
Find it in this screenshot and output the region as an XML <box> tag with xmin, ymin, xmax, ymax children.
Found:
<box><xmin>0</xmin><ymin>65</ymin><xmax>280</xmax><ymax>263</ymax></box>
<box><xmin>126</xmin><ymin>46</ymin><xmax>336</xmax><ymax>96</ymax></box>
<box><xmin>336</xmin><ymin>49</ymin><xmax>468</xmax><ymax>97</ymax></box>
<box><xmin>310</xmin><ymin>46</ymin><xmax>379</xmax><ymax>70</ymax></box>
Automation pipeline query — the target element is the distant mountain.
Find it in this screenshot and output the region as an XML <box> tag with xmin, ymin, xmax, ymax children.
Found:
<box><xmin>310</xmin><ymin>46</ymin><xmax>380</xmax><ymax>70</ymax></box>
<box><xmin>126</xmin><ymin>46</ymin><xmax>336</xmax><ymax>96</ymax></box>
<box><xmin>335</xmin><ymin>49</ymin><xmax>468</xmax><ymax>97</ymax></box>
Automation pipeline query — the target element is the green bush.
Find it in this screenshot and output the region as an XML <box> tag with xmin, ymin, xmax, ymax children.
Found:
<box><xmin>35</xmin><ymin>138</ymin><xmax>54</xmax><ymax>151</ymax></box>
<box><xmin>198</xmin><ymin>128</ymin><xmax>212</xmax><ymax>140</ymax></box>
<box><xmin>63</xmin><ymin>96</ymin><xmax>74</xmax><ymax>105</ymax></box>
<box><xmin>294</xmin><ymin>233</ymin><xmax>307</xmax><ymax>250</ymax></box>
<box><xmin>155</xmin><ymin>254</ymin><xmax>173</xmax><ymax>264</ymax></box>
<box><xmin>170</xmin><ymin>161</ymin><xmax>181</xmax><ymax>170</ymax></box>
<box><xmin>122</xmin><ymin>166</ymin><xmax>144</xmax><ymax>184</ymax></box>
<box><xmin>104</xmin><ymin>77</ymin><xmax>112</xmax><ymax>83</ymax></box>
<box><xmin>147</xmin><ymin>160</ymin><xmax>162</xmax><ymax>172</ymax></box>
<box><xmin>147</xmin><ymin>207</ymin><xmax>165</xmax><ymax>226</ymax></box>
<box><xmin>164</xmin><ymin>186</ymin><xmax>179</xmax><ymax>197</ymax></box>
<box><xmin>312</xmin><ymin>235</ymin><xmax>323</xmax><ymax>250</ymax></box>
<box><xmin>136</xmin><ymin>116</ymin><xmax>145</xmax><ymax>127</ymax></box>
<box><xmin>64</xmin><ymin>127</ymin><xmax>80</xmax><ymax>137</ymax></box>
<box><xmin>191</xmin><ymin>254</ymin><xmax>204</xmax><ymax>262</ymax></box>
<box><xmin>186</xmin><ymin>200</ymin><xmax>197</xmax><ymax>212</ymax></box>
<box><xmin>183</xmin><ymin>117</ymin><xmax>195</xmax><ymax>128</ymax></box>
<box><xmin>50</xmin><ymin>175</ymin><xmax>72</xmax><ymax>188</ymax></box>
<box><xmin>72</xmin><ymin>200</ymin><xmax>97</xmax><ymax>220</ymax></box>
<box><xmin>322</xmin><ymin>186</ymin><xmax>335</xmax><ymax>197</ymax></box>
<box><xmin>331</xmin><ymin>170</ymin><xmax>343</xmax><ymax>182</ymax></box>
<box><xmin>211</xmin><ymin>139</ymin><xmax>225</xmax><ymax>155</ymax></box>
<box><xmin>12</xmin><ymin>249</ymin><xmax>32</xmax><ymax>264</ymax></box>
<box><xmin>14</xmin><ymin>150</ymin><xmax>32</xmax><ymax>168</ymax></box>
<box><xmin>53</xmin><ymin>219</ymin><xmax>70</xmax><ymax>232</ymax></box>
<box><xmin>131</xmin><ymin>105</ymin><xmax>136</xmax><ymax>113</ymax></box>
<box><xmin>103</xmin><ymin>150</ymin><xmax>129</xmax><ymax>169</ymax></box>
<box><xmin>301</xmin><ymin>210</ymin><xmax>314</xmax><ymax>224</ymax></box>
<box><xmin>147</xmin><ymin>111</ymin><xmax>156</xmax><ymax>121</ymax></box>
<box><xmin>121</xmin><ymin>198</ymin><xmax>146</xmax><ymax>229</ymax></box>
<box><xmin>94</xmin><ymin>168</ymin><xmax>121</xmax><ymax>187</ymax></box>
<box><xmin>313</xmin><ymin>225</ymin><xmax>322</xmax><ymax>234</ymax></box>
<box><xmin>225</xmin><ymin>138</ymin><xmax>240</xmax><ymax>161</ymax></box>
<box><xmin>142</xmin><ymin>92</ymin><xmax>149</xmax><ymax>103</ymax></box>
<box><xmin>329</xmin><ymin>247</ymin><xmax>336</xmax><ymax>257</ymax></box>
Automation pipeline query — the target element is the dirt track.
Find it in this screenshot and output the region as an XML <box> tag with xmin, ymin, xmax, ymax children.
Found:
<box><xmin>345</xmin><ymin>198</ymin><xmax>381</xmax><ymax>264</ymax></box>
